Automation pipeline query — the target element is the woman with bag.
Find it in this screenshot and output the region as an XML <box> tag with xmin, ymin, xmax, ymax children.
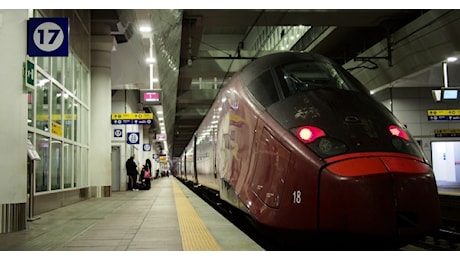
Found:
<box><xmin>145</xmin><ymin>158</ymin><xmax>152</xmax><ymax>174</ymax></box>
<box><xmin>139</xmin><ymin>164</ymin><xmax>151</xmax><ymax>190</ymax></box>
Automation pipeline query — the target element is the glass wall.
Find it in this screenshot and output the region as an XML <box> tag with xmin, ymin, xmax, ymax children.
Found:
<box><xmin>36</xmin><ymin>72</ymin><xmax>50</xmax><ymax>132</ymax></box>
<box><xmin>27</xmin><ymin>89</ymin><xmax>34</xmax><ymax>127</ymax></box>
<box><xmin>35</xmin><ymin>134</ymin><xmax>50</xmax><ymax>192</ymax></box>
<box><xmin>50</xmin><ymin>140</ymin><xmax>61</xmax><ymax>190</ymax></box>
<box><xmin>27</xmin><ymin>51</ymin><xmax>90</xmax><ymax>193</ymax></box>
<box><xmin>26</xmin><ymin>9</ymin><xmax>91</xmax><ymax>194</ymax></box>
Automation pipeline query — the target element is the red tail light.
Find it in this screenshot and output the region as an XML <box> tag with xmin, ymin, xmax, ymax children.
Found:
<box><xmin>389</xmin><ymin>125</ymin><xmax>409</xmax><ymax>141</ymax></box>
<box><xmin>296</xmin><ymin>126</ymin><xmax>326</xmax><ymax>143</ymax></box>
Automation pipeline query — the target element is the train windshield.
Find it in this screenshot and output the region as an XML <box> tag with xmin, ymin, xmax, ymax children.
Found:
<box><xmin>262</xmin><ymin>59</ymin><xmax>427</xmax><ymax>161</ymax></box>
<box><xmin>280</xmin><ymin>61</ymin><xmax>368</xmax><ymax>97</ymax></box>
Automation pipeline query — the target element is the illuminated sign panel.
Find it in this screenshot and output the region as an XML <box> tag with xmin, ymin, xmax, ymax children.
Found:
<box><xmin>432</xmin><ymin>87</ymin><xmax>460</xmax><ymax>102</ymax></box>
<box><xmin>434</xmin><ymin>129</ymin><xmax>460</xmax><ymax>137</ymax></box>
<box><xmin>443</xmin><ymin>89</ymin><xmax>458</xmax><ymax>100</ymax></box>
<box><xmin>156</xmin><ymin>133</ymin><xmax>166</xmax><ymax>141</ymax></box>
<box><xmin>427</xmin><ymin>109</ymin><xmax>460</xmax><ymax>121</ymax></box>
<box><xmin>111</xmin><ymin>113</ymin><xmax>153</xmax><ymax>125</ymax></box>
<box><xmin>140</xmin><ymin>90</ymin><xmax>162</xmax><ymax>105</ymax></box>
<box><xmin>144</xmin><ymin>92</ymin><xmax>159</xmax><ymax>102</ymax></box>
<box><xmin>159</xmin><ymin>155</ymin><xmax>167</xmax><ymax>163</ymax></box>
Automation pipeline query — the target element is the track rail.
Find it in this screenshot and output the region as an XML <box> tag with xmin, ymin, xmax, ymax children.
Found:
<box><xmin>409</xmin><ymin>229</ymin><xmax>460</xmax><ymax>250</ymax></box>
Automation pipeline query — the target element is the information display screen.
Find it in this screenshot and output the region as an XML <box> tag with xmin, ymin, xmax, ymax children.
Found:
<box><xmin>140</xmin><ymin>89</ymin><xmax>162</xmax><ymax>105</ymax></box>
<box><xmin>443</xmin><ymin>89</ymin><xmax>458</xmax><ymax>100</ymax></box>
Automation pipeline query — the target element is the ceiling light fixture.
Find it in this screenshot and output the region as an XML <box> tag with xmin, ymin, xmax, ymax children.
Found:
<box><xmin>447</xmin><ymin>56</ymin><xmax>458</xmax><ymax>63</ymax></box>
<box><xmin>146</xmin><ymin>57</ymin><xmax>156</xmax><ymax>64</ymax></box>
<box><xmin>442</xmin><ymin>57</ymin><xmax>457</xmax><ymax>88</ymax></box>
<box><xmin>139</xmin><ymin>26</ymin><xmax>152</xmax><ymax>33</ymax></box>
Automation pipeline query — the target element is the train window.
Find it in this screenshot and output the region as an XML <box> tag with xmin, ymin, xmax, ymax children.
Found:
<box><xmin>246</xmin><ymin>70</ymin><xmax>280</xmax><ymax>107</ymax></box>
<box><xmin>280</xmin><ymin>61</ymin><xmax>364</xmax><ymax>96</ymax></box>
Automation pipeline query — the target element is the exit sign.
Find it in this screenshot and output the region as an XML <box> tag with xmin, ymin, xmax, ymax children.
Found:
<box><xmin>25</xmin><ymin>60</ymin><xmax>35</xmax><ymax>88</ymax></box>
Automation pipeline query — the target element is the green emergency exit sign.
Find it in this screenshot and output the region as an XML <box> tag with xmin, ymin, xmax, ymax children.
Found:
<box><xmin>25</xmin><ymin>60</ymin><xmax>34</xmax><ymax>88</ymax></box>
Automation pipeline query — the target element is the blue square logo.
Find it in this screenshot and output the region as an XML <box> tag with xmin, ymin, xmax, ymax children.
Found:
<box><xmin>27</xmin><ymin>17</ymin><xmax>69</xmax><ymax>57</ymax></box>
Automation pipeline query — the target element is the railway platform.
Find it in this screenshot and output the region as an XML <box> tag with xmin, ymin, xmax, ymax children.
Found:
<box><xmin>0</xmin><ymin>177</ymin><xmax>264</xmax><ymax>251</ymax></box>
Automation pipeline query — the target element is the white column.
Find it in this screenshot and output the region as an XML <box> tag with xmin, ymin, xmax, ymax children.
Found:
<box><xmin>0</xmin><ymin>10</ymin><xmax>28</xmax><ymax>233</ymax></box>
<box><xmin>89</xmin><ymin>23</ymin><xmax>113</xmax><ymax>197</ymax></box>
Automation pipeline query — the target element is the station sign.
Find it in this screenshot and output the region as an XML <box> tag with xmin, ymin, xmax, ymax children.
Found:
<box><xmin>113</xmin><ymin>128</ymin><xmax>123</xmax><ymax>138</ymax></box>
<box><xmin>51</xmin><ymin>121</ymin><xmax>62</xmax><ymax>136</ymax></box>
<box><xmin>111</xmin><ymin>113</ymin><xmax>153</xmax><ymax>125</ymax></box>
<box><xmin>159</xmin><ymin>155</ymin><xmax>168</xmax><ymax>163</ymax></box>
<box><xmin>427</xmin><ymin>109</ymin><xmax>460</xmax><ymax>121</ymax></box>
<box><xmin>434</xmin><ymin>129</ymin><xmax>460</xmax><ymax>137</ymax></box>
<box><xmin>127</xmin><ymin>132</ymin><xmax>140</xmax><ymax>144</ymax></box>
<box><xmin>27</xmin><ymin>17</ymin><xmax>69</xmax><ymax>57</ymax></box>
<box><xmin>143</xmin><ymin>144</ymin><xmax>151</xmax><ymax>151</ymax></box>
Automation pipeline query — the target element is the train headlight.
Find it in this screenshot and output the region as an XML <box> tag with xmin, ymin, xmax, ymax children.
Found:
<box><xmin>389</xmin><ymin>125</ymin><xmax>409</xmax><ymax>141</ymax></box>
<box><xmin>293</xmin><ymin>126</ymin><xmax>347</xmax><ymax>158</ymax></box>
<box><xmin>389</xmin><ymin>124</ymin><xmax>420</xmax><ymax>155</ymax></box>
<box><xmin>296</xmin><ymin>126</ymin><xmax>325</xmax><ymax>143</ymax></box>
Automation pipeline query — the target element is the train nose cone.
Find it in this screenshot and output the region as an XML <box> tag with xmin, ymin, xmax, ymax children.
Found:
<box><xmin>319</xmin><ymin>155</ymin><xmax>441</xmax><ymax>237</ymax></box>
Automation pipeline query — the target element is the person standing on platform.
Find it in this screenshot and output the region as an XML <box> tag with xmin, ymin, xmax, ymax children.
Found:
<box><xmin>144</xmin><ymin>158</ymin><xmax>153</xmax><ymax>188</ymax></box>
<box><xmin>125</xmin><ymin>155</ymin><xmax>138</xmax><ymax>191</ymax></box>
<box><xmin>139</xmin><ymin>164</ymin><xmax>151</xmax><ymax>190</ymax></box>
<box><xmin>145</xmin><ymin>158</ymin><xmax>152</xmax><ymax>174</ymax></box>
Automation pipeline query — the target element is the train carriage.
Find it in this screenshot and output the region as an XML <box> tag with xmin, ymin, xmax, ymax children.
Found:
<box><xmin>178</xmin><ymin>51</ymin><xmax>441</xmax><ymax>247</ymax></box>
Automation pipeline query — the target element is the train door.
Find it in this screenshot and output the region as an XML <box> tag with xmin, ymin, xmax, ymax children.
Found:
<box><xmin>248</xmin><ymin>118</ymin><xmax>290</xmax><ymax>209</ymax></box>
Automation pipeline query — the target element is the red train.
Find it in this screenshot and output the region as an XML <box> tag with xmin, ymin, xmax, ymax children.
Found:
<box><xmin>177</xmin><ymin>51</ymin><xmax>441</xmax><ymax>248</ymax></box>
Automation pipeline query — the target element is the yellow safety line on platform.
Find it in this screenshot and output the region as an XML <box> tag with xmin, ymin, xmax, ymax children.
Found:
<box><xmin>172</xmin><ymin>179</ymin><xmax>222</xmax><ymax>251</ymax></box>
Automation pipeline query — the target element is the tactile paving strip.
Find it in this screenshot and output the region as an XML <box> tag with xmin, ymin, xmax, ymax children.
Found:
<box><xmin>172</xmin><ymin>179</ymin><xmax>221</xmax><ymax>251</ymax></box>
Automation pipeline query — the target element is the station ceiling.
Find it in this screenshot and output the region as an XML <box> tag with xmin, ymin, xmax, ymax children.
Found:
<box><xmin>91</xmin><ymin>9</ymin><xmax>460</xmax><ymax>158</ymax></box>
